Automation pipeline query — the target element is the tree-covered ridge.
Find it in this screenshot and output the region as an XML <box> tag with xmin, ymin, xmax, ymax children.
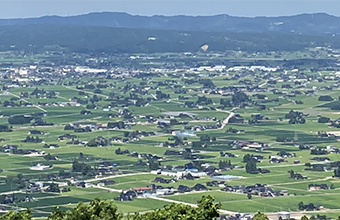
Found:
<box><xmin>1</xmin><ymin>12</ymin><xmax>340</xmax><ymax>34</ymax></box>
<box><xmin>1</xmin><ymin>24</ymin><xmax>340</xmax><ymax>53</ymax></box>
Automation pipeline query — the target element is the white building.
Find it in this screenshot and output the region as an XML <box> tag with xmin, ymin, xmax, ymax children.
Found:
<box><xmin>30</xmin><ymin>163</ymin><xmax>51</xmax><ymax>171</ymax></box>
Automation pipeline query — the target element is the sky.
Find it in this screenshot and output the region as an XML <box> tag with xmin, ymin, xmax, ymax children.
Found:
<box><xmin>1</xmin><ymin>0</ymin><xmax>340</xmax><ymax>18</ymax></box>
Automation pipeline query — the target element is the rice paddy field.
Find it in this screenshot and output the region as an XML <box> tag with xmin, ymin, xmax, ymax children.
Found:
<box><xmin>0</xmin><ymin>50</ymin><xmax>340</xmax><ymax>219</ymax></box>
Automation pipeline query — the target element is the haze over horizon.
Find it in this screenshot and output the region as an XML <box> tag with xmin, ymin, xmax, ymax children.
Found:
<box><xmin>1</xmin><ymin>0</ymin><xmax>340</xmax><ymax>19</ymax></box>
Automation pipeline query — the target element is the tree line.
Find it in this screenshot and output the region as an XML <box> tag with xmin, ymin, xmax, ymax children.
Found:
<box><xmin>0</xmin><ymin>196</ymin><xmax>220</xmax><ymax>220</ymax></box>
<box><xmin>0</xmin><ymin>196</ymin><xmax>333</xmax><ymax>220</ymax></box>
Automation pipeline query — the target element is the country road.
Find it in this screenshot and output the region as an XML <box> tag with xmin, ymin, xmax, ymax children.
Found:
<box><xmin>149</xmin><ymin>196</ymin><xmax>238</xmax><ymax>215</ymax></box>
<box><xmin>84</xmin><ymin>172</ymin><xmax>150</xmax><ymax>183</ymax></box>
<box><xmin>217</xmin><ymin>107</ymin><xmax>237</xmax><ymax>130</ymax></box>
<box><xmin>5</xmin><ymin>91</ymin><xmax>47</xmax><ymax>112</ymax></box>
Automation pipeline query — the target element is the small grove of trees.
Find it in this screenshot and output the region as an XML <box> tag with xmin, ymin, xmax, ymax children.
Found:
<box><xmin>21</xmin><ymin>136</ymin><xmax>43</xmax><ymax>143</ymax></box>
<box><xmin>107</xmin><ymin>121</ymin><xmax>125</xmax><ymax>129</ymax></box>
<box><xmin>318</xmin><ymin>116</ymin><xmax>330</xmax><ymax>123</ymax></box>
<box><xmin>276</xmin><ymin>136</ymin><xmax>292</xmax><ymax>142</ymax></box>
<box><xmin>0</xmin><ymin>196</ymin><xmax>221</xmax><ymax>220</ymax></box>
<box><xmin>318</xmin><ymin>95</ymin><xmax>333</xmax><ymax>101</ymax></box>
<box><xmin>285</xmin><ymin>110</ymin><xmax>306</xmax><ymax>124</ymax></box>
<box><xmin>243</xmin><ymin>154</ymin><xmax>261</xmax><ymax>174</ymax></box>
<box><xmin>64</xmin><ymin>124</ymin><xmax>74</xmax><ymax>130</ymax></box>
<box><xmin>72</xmin><ymin>159</ymin><xmax>92</xmax><ymax>176</ymax></box>
<box><xmin>148</xmin><ymin>158</ymin><xmax>160</xmax><ymax>171</ymax></box>
<box><xmin>0</xmin><ymin>124</ymin><xmax>11</xmax><ymax>132</ymax></box>
<box><xmin>219</xmin><ymin>159</ymin><xmax>232</xmax><ymax>169</ymax></box>
<box><xmin>334</xmin><ymin>166</ymin><xmax>340</xmax><ymax>177</ymax></box>
<box><xmin>199</xmin><ymin>134</ymin><xmax>216</xmax><ymax>142</ymax></box>
<box><xmin>310</xmin><ymin>147</ymin><xmax>328</xmax><ymax>155</ymax></box>
<box><xmin>298</xmin><ymin>201</ymin><xmax>317</xmax><ymax>211</ymax></box>
<box><xmin>8</xmin><ymin>115</ymin><xmax>33</xmax><ymax>124</ymax></box>
<box><xmin>196</xmin><ymin>96</ymin><xmax>213</xmax><ymax>105</ymax></box>
<box><xmin>231</xmin><ymin>91</ymin><xmax>250</xmax><ymax>107</ymax></box>
<box><xmin>245</xmin><ymin>160</ymin><xmax>258</xmax><ymax>174</ymax></box>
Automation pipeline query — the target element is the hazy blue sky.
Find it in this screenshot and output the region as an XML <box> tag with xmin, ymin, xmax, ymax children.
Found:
<box><xmin>1</xmin><ymin>0</ymin><xmax>340</xmax><ymax>18</ymax></box>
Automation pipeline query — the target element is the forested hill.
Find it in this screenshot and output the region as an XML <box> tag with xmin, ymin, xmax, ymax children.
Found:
<box><xmin>1</xmin><ymin>24</ymin><xmax>340</xmax><ymax>53</ymax></box>
<box><xmin>1</xmin><ymin>12</ymin><xmax>340</xmax><ymax>34</ymax></box>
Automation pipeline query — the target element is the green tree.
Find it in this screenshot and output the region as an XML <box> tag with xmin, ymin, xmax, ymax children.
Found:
<box><xmin>334</xmin><ymin>166</ymin><xmax>340</xmax><ymax>177</ymax></box>
<box><xmin>301</xmin><ymin>215</ymin><xmax>309</xmax><ymax>220</ymax></box>
<box><xmin>148</xmin><ymin>159</ymin><xmax>160</xmax><ymax>171</ymax></box>
<box><xmin>245</xmin><ymin>160</ymin><xmax>258</xmax><ymax>174</ymax></box>
<box><xmin>48</xmin><ymin>198</ymin><xmax>122</xmax><ymax>220</ymax></box>
<box><xmin>128</xmin><ymin>195</ymin><xmax>220</xmax><ymax>220</ymax></box>
<box><xmin>0</xmin><ymin>209</ymin><xmax>32</xmax><ymax>220</ymax></box>
<box><xmin>298</xmin><ymin>201</ymin><xmax>305</xmax><ymax>210</ymax></box>
<box><xmin>252</xmin><ymin>212</ymin><xmax>269</xmax><ymax>220</ymax></box>
<box><xmin>48</xmin><ymin>207</ymin><xmax>65</xmax><ymax>220</ymax></box>
<box><xmin>318</xmin><ymin>116</ymin><xmax>330</xmax><ymax>123</ymax></box>
<box><xmin>243</xmin><ymin>154</ymin><xmax>251</xmax><ymax>162</ymax></box>
<box><xmin>231</xmin><ymin>91</ymin><xmax>250</xmax><ymax>106</ymax></box>
<box><xmin>86</xmin><ymin>139</ymin><xmax>98</xmax><ymax>147</ymax></box>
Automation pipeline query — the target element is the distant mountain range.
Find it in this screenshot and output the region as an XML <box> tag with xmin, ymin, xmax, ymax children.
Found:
<box><xmin>1</xmin><ymin>12</ymin><xmax>340</xmax><ymax>54</ymax></box>
<box><xmin>1</xmin><ymin>12</ymin><xmax>340</xmax><ymax>34</ymax></box>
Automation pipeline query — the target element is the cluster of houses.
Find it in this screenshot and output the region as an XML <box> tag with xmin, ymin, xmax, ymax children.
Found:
<box><xmin>290</xmin><ymin>172</ymin><xmax>308</xmax><ymax>180</ymax></box>
<box><xmin>151</xmin><ymin>161</ymin><xmax>220</xmax><ymax>179</ymax></box>
<box><xmin>269</xmin><ymin>156</ymin><xmax>286</xmax><ymax>164</ymax></box>
<box><xmin>115</xmin><ymin>183</ymin><xmax>210</xmax><ymax>201</ymax></box>
<box><xmin>97</xmin><ymin>179</ymin><xmax>115</xmax><ymax>187</ymax></box>
<box><xmin>151</xmin><ymin>169</ymin><xmax>207</xmax><ymax>179</ymax></box>
<box><xmin>116</xmin><ymin>149</ymin><xmax>164</xmax><ymax>161</ymax></box>
<box><xmin>311</xmin><ymin>157</ymin><xmax>331</xmax><ymax>162</ymax></box>
<box><xmin>222</xmin><ymin>183</ymin><xmax>289</xmax><ymax>197</ymax></box>
<box><xmin>57</xmin><ymin>131</ymin><xmax>156</xmax><ymax>146</ymax></box>
<box><xmin>58</xmin><ymin>134</ymin><xmax>77</xmax><ymax>141</ymax></box>
<box><xmin>1</xmin><ymin>145</ymin><xmax>47</xmax><ymax>157</ymax></box>
<box><xmin>206</xmin><ymin>180</ymin><xmax>226</xmax><ymax>187</ymax></box>
<box><xmin>96</xmin><ymin>162</ymin><xmax>119</xmax><ymax>176</ymax></box>
<box><xmin>221</xmin><ymin>213</ymin><xmax>252</xmax><ymax>220</ymax></box>
<box><xmin>300</xmin><ymin>143</ymin><xmax>340</xmax><ymax>154</ymax></box>
<box><xmin>231</xmin><ymin>140</ymin><xmax>266</xmax><ymax>151</ymax></box>
<box><xmin>189</xmin><ymin>124</ymin><xmax>220</xmax><ymax>132</ymax></box>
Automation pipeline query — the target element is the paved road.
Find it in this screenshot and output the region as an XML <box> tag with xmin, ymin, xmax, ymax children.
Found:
<box><xmin>149</xmin><ymin>196</ymin><xmax>238</xmax><ymax>215</ymax></box>
<box><xmin>92</xmin><ymin>185</ymin><xmax>122</xmax><ymax>192</ymax></box>
<box><xmin>6</xmin><ymin>91</ymin><xmax>47</xmax><ymax>112</ymax></box>
<box><xmin>84</xmin><ymin>172</ymin><xmax>150</xmax><ymax>183</ymax></box>
<box><xmin>217</xmin><ymin>107</ymin><xmax>237</xmax><ymax>130</ymax></box>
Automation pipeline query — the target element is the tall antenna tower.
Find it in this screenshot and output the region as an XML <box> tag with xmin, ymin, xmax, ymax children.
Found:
<box><xmin>294</xmin><ymin>130</ymin><xmax>298</xmax><ymax>142</ymax></box>
<box><xmin>107</xmin><ymin>129</ymin><xmax>110</xmax><ymax>147</ymax></box>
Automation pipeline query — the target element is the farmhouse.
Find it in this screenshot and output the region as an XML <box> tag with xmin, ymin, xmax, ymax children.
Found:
<box><xmin>58</xmin><ymin>134</ymin><xmax>77</xmax><ymax>141</ymax></box>
<box><xmin>29</xmin><ymin>130</ymin><xmax>45</xmax><ymax>135</ymax></box>
<box><xmin>30</xmin><ymin>163</ymin><xmax>51</xmax><ymax>171</ymax></box>
<box><xmin>308</xmin><ymin>184</ymin><xmax>329</xmax><ymax>190</ymax></box>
